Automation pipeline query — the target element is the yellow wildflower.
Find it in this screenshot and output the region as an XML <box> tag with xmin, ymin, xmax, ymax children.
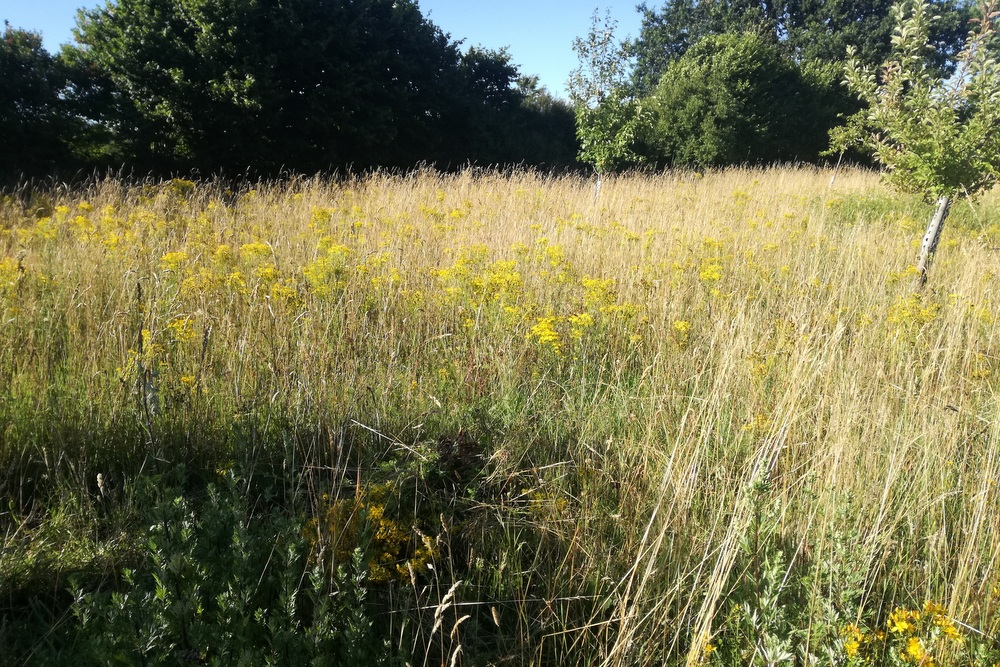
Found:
<box><xmin>239</xmin><ymin>241</ymin><xmax>271</xmax><ymax>260</ymax></box>
<box><xmin>213</xmin><ymin>244</ymin><xmax>233</xmax><ymax>263</ymax></box>
<box><xmin>889</xmin><ymin>607</ymin><xmax>921</xmax><ymax>635</ymax></box>
<box><xmin>888</xmin><ymin>294</ymin><xmax>939</xmax><ymax>326</ymax></box>
<box><xmin>699</xmin><ymin>263</ymin><xmax>723</xmax><ymax>282</ymax></box>
<box><xmin>528</xmin><ymin>316</ymin><xmax>562</xmax><ymax>354</ymax></box>
<box><xmin>255</xmin><ymin>263</ymin><xmax>280</xmax><ymax>281</ymax></box>
<box><xmin>166</xmin><ymin>316</ymin><xmax>197</xmax><ymax>343</ymax></box>
<box><xmin>903</xmin><ymin>636</ymin><xmax>925</xmax><ymax>663</ymax></box>
<box><xmin>842</xmin><ymin>624</ymin><xmax>863</xmax><ymax>658</ymax></box>
<box><xmin>160</xmin><ymin>251</ymin><xmax>188</xmax><ymax>271</ymax></box>
<box><xmin>582</xmin><ymin>277</ymin><xmax>616</xmax><ymax>309</ymax></box>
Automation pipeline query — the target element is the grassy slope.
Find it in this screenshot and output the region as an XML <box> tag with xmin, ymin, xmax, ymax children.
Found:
<box><xmin>1</xmin><ymin>167</ymin><xmax>998</xmax><ymax>665</ymax></box>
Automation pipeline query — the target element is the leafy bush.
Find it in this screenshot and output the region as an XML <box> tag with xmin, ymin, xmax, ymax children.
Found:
<box><xmin>59</xmin><ymin>473</ymin><xmax>393</xmax><ymax>666</ymax></box>
<box><xmin>644</xmin><ymin>32</ymin><xmax>836</xmax><ymax>167</ymax></box>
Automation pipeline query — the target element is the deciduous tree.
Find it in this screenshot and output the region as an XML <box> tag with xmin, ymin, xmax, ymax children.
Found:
<box><xmin>630</xmin><ymin>0</ymin><xmax>972</xmax><ymax>95</ymax></box>
<box><xmin>69</xmin><ymin>0</ymin><xmax>471</xmax><ymax>173</ymax></box>
<box><xmin>0</xmin><ymin>24</ymin><xmax>77</xmax><ymax>178</ymax></box>
<box><xmin>568</xmin><ymin>11</ymin><xmax>646</xmax><ymax>175</ymax></box>
<box><xmin>830</xmin><ymin>0</ymin><xmax>1000</xmax><ymax>284</ymax></box>
<box><xmin>644</xmin><ymin>32</ymin><xmax>830</xmax><ymax>167</ymax></box>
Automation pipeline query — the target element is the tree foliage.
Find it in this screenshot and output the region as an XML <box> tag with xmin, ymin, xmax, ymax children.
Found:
<box><xmin>629</xmin><ymin>0</ymin><xmax>973</xmax><ymax>95</ymax></box>
<box><xmin>69</xmin><ymin>0</ymin><xmax>472</xmax><ymax>173</ymax></box>
<box><xmin>0</xmin><ymin>24</ymin><xmax>79</xmax><ymax>178</ymax></box>
<box><xmin>644</xmin><ymin>32</ymin><xmax>835</xmax><ymax>167</ymax></box>
<box><xmin>0</xmin><ymin>0</ymin><xmax>578</xmax><ymax>180</ymax></box>
<box><xmin>830</xmin><ymin>0</ymin><xmax>1000</xmax><ymax>200</ymax></box>
<box><xmin>629</xmin><ymin>0</ymin><xmax>780</xmax><ymax>94</ymax></box>
<box><xmin>453</xmin><ymin>48</ymin><xmax>579</xmax><ymax>168</ymax></box>
<box><xmin>830</xmin><ymin>0</ymin><xmax>1000</xmax><ymax>284</ymax></box>
<box><xmin>567</xmin><ymin>11</ymin><xmax>646</xmax><ymax>174</ymax></box>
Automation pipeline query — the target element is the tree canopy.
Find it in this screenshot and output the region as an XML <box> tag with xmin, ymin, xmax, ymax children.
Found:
<box><xmin>565</xmin><ymin>0</ymin><xmax>979</xmax><ymax>171</ymax></box>
<box><xmin>2</xmin><ymin>0</ymin><xmax>578</xmax><ymax>180</ymax></box>
<box><xmin>0</xmin><ymin>24</ymin><xmax>80</xmax><ymax>178</ymax></box>
<box><xmin>831</xmin><ymin>0</ymin><xmax>1000</xmax><ymax>200</ymax></box>
<box><xmin>629</xmin><ymin>0</ymin><xmax>973</xmax><ymax>95</ymax></box>
<box><xmin>69</xmin><ymin>0</ymin><xmax>488</xmax><ymax>173</ymax></box>
<box><xmin>830</xmin><ymin>0</ymin><xmax>1000</xmax><ymax>284</ymax></box>
<box><xmin>3</xmin><ymin>0</ymin><xmax>992</xmax><ymax>180</ymax></box>
<box><xmin>643</xmin><ymin>32</ymin><xmax>832</xmax><ymax>167</ymax></box>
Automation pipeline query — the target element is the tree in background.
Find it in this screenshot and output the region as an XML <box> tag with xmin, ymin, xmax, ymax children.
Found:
<box><xmin>830</xmin><ymin>0</ymin><xmax>1000</xmax><ymax>284</ymax></box>
<box><xmin>68</xmin><ymin>0</ymin><xmax>471</xmax><ymax>174</ymax></box>
<box><xmin>508</xmin><ymin>76</ymin><xmax>580</xmax><ymax>169</ymax></box>
<box><xmin>785</xmin><ymin>0</ymin><xmax>973</xmax><ymax>72</ymax></box>
<box><xmin>449</xmin><ymin>48</ymin><xmax>579</xmax><ymax>169</ymax></box>
<box><xmin>625</xmin><ymin>0</ymin><xmax>973</xmax><ymax>170</ymax></box>
<box><xmin>0</xmin><ymin>24</ymin><xmax>79</xmax><ymax>179</ymax></box>
<box><xmin>630</xmin><ymin>0</ymin><xmax>973</xmax><ymax>94</ymax></box>
<box><xmin>628</xmin><ymin>0</ymin><xmax>782</xmax><ymax>95</ymax></box>
<box><xmin>34</xmin><ymin>0</ymin><xmax>577</xmax><ymax>177</ymax></box>
<box><xmin>567</xmin><ymin>10</ymin><xmax>647</xmax><ymax>175</ymax></box>
<box><xmin>643</xmin><ymin>32</ymin><xmax>830</xmax><ymax>167</ymax></box>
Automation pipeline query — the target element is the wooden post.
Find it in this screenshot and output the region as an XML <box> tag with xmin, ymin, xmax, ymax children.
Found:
<box><xmin>916</xmin><ymin>195</ymin><xmax>950</xmax><ymax>287</ymax></box>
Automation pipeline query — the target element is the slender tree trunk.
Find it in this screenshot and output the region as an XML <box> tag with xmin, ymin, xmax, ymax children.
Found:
<box><xmin>916</xmin><ymin>195</ymin><xmax>950</xmax><ymax>287</ymax></box>
<box><xmin>828</xmin><ymin>152</ymin><xmax>844</xmax><ymax>188</ymax></box>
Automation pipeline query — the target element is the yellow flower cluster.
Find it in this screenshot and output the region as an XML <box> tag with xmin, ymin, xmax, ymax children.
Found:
<box><xmin>166</xmin><ymin>316</ymin><xmax>198</xmax><ymax>344</ymax></box>
<box><xmin>0</xmin><ymin>256</ymin><xmax>23</xmax><ymax>299</ymax></box>
<box><xmin>671</xmin><ymin>320</ymin><xmax>692</xmax><ymax>349</ymax></box>
<box><xmin>567</xmin><ymin>312</ymin><xmax>595</xmax><ymax>340</ymax></box>
<box><xmin>117</xmin><ymin>328</ymin><xmax>165</xmax><ymax>384</ymax></box>
<box><xmin>844</xmin><ymin>601</ymin><xmax>963</xmax><ymax>666</ymax></box>
<box><xmin>888</xmin><ymin>293</ymin><xmax>940</xmax><ymax>327</ymax></box>
<box><xmin>528</xmin><ymin>316</ymin><xmax>562</xmax><ymax>354</ymax></box>
<box><xmin>304</xmin><ymin>483</ymin><xmax>437</xmax><ymax>584</ymax></box>
<box><xmin>160</xmin><ymin>251</ymin><xmax>189</xmax><ymax>271</ymax></box>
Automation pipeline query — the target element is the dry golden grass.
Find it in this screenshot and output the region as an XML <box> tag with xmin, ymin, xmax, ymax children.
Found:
<box><xmin>1</xmin><ymin>166</ymin><xmax>998</xmax><ymax>664</ymax></box>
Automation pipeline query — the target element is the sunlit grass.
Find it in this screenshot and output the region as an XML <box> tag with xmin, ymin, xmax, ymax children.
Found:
<box><xmin>1</xmin><ymin>167</ymin><xmax>998</xmax><ymax>665</ymax></box>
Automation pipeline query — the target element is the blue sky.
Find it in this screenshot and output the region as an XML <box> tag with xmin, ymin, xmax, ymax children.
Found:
<box><xmin>1</xmin><ymin>0</ymin><xmax>644</xmax><ymax>99</ymax></box>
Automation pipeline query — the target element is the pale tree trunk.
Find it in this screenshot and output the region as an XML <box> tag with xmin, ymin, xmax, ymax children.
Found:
<box><xmin>916</xmin><ymin>195</ymin><xmax>950</xmax><ymax>287</ymax></box>
<box><xmin>828</xmin><ymin>152</ymin><xmax>844</xmax><ymax>188</ymax></box>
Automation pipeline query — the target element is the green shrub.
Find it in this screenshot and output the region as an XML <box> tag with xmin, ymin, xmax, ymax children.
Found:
<box><xmin>59</xmin><ymin>472</ymin><xmax>393</xmax><ymax>666</ymax></box>
<box><xmin>645</xmin><ymin>32</ymin><xmax>835</xmax><ymax>167</ymax></box>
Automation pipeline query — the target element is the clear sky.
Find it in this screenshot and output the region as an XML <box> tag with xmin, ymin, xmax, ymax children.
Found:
<box><xmin>1</xmin><ymin>0</ymin><xmax>644</xmax><ymax>99</ymax></box>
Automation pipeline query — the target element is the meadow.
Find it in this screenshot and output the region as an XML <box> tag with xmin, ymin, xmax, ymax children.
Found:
<box><xmin>1</xmin><ymin>167</ymin><xmax>998</xmax><ymax>666</ymax></box>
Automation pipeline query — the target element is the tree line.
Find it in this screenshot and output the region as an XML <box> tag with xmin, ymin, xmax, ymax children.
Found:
<box><xmin>1</xmin><ymin>0</ymin><xmax>989</xmax><ymax>181</ymax></box>
<box><xmin>1</xmin><ymin>0</ymin><xmax>579</xmax><ymax>181</ymax></box>
<box><xmin>570</xmin><ymin>0</ymin><xmax>979</xmax><ymax>172</ymax></box>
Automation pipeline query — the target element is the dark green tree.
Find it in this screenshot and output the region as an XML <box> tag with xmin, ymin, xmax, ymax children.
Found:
<box><xmin>449</xmin><ymin>48</ymin><xmax>579</xmax><ymax>169</ymax></box>
<box><xmin>461</xmin><ymin>47</ymin><xmax>523</xmax><ymax>112</ymax></box>
<box><xmin>61</xmin><ymin>0</ymin><xmax>578</xmax><ymax>175</ymax></box>
<box><xmin>509</xmin><ymin>77</ymin><xmax>580</xmax><ymax>170</ymax></box>
<box><xmin>0</xmin><ymin>24</ymin><xmax>78</xmax><ymax>179</ymax></box>
<box><xmin>629</xmin><ymin>0</ymin><xmax>973</xmax><ymax>96</ymax></box>
<box><xmin>785</xmin><ymin>0</ymin><xmax>972</xmax><ymax>70</ymax></box>
<box><xmin>629</xmin><ymin>0</ymin><xmax>783</xmax><ymax>94</ymax></box>
<box><xmin>448</xmin><ymin>46</ymin><xmax>526</xmax><ymax>165</ymax></box>
<box><xmin>68</xmin><ymin>0</ymin><xmax>473</xmax><ymax>174</ymax></box>
<box><xmin>644</xmin><ymin>32</ymin><xmax>828</xmax><ymax>167</ymax></box>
